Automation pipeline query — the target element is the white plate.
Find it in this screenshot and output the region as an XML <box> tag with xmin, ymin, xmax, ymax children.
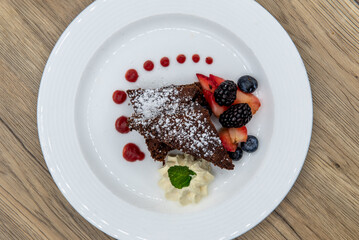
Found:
<box><xmin>37</xmin><ymin>0</ymin><xmax>312</xmax><ymax>239</ymax></box>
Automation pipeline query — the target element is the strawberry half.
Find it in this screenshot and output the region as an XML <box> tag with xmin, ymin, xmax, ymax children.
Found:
<box><xmin>219</xmin><ymin>128</ymin><xmax>237</xmax><ymax>152</ymax></box>
<box><xmin>233</xmin><ymin>89</ymin><xmax>261</xmax><ymax>114</ymax></box>
<box><xmin>209</xmin><ymin>74</ymin><xmax>225</xmax><ymax>86</ymax></box>
<box><xmin>197</xmin><ymin>74</ymin><xmax>218</xmax><ymax>93</ymax></box>
<box><xmin>203</xmin><ymin>90</ymin><xmax>229</xmax><ymax>117</ymax></box>
<box><xmin>219</xmin><ymin>127</ymin><xmax>248</xmax><ymax>152</ymax></box>
<box><xmin>228</xmin><ymin>126</ymin><xmax>248</xmax><ymax>143</ymax></box>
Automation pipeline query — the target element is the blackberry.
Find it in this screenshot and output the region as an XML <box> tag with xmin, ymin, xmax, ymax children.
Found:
<box><xmin>214</xmin><ymin>80</ymin><xmax>237</xmax><ymax>106</ymax></box>
<box><xmin>241</xmin><ymin>135</ymin><xmax>259</xmax><ymax>153</ymax></box>
<box><xmin>219</xmin><ymin>103</ymin><xmax>252</xmax><ymax>128</ymax></box>
<box><xmin>228</xmin><ymin>147</ymin><xmax>243</xmax><ymax>161</ymax></box>
<box><xmin>238</xmin><ymin>75</ymin><xmax>258</xmax><ymax>93</ymax></box>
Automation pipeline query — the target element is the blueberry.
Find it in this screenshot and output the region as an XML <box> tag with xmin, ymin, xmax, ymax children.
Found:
<box><xmin>241</xmin><ymin>135</ymin><xmax>258</xmax><ymax>153</ymax></box>
<box><xmin>228</xmin><ymin>147</ymin><xmax>243</xmax><ymax>161</ymax></box>
<box><xmin>238</xmin><ymin>75</ymin><xmax>258</xmax><ymax>93</ymax></box>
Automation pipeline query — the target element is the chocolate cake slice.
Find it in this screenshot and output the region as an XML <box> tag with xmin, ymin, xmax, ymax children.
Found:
<box><xmin>145</xmin><ymin>138</ymin><xmax>173</xmax><ymax>162</ymax></box>
<box><xmin>127</xmin><ymin>83</ymin><xmax>206</xmax><ymax>162</ymax></box>
<box><xmin>127</xmin><ymin>83</ymin><xmax>234</xmax><ymax>170</ymax></box>
<box><xmin>127</xmin><ymin>83</ymin><xmax>204</xmax><ymax>162</ymax></box>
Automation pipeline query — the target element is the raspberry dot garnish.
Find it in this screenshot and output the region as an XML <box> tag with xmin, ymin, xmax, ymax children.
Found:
<box><xmin>160</xmin><ymin>57</ymin><xmax>170</xmax><ymax>67</ymax></box>
<box><xmin>115</xmin><ymin>116</ymin><xmax>130</xmax><ymax>134</ymax></box>
<box><xmin>192</xmin><ymin>54</ymin><xmax>200</xmax><ymax>63</ymax></box>
<box><xmin>205</xmin><ymin>57</ymin><xmax>213</xmax><ymax>64</ymax></box>
<box><xmin>123</xmin><ymin>143</ymin><xmax>145</xmax><ymax>162</ymax></box>
<box><xmin>112</xmin><ymin>90</ymin><xmax>127</xmax><ymax>104</ymax></box>
<box><xmin>125</xmin><ymin>69</ymin><xmax>139</xmax><ymax>82</ymax></box>
<box><xmin>176</xmin><ymin>54</ymin><xmax>186</xmax><ymax>64</ymax></box>
<box><xmin>143</xmin><ymin>60</ymin><xmax>154</xmax><ymax>71</ymax></box>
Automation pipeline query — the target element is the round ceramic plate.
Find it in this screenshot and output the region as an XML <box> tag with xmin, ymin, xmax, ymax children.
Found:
<box><xmin>37</xmin><ymin>0</ymin><xmax>312</xmax><ymax>239</ymax></box>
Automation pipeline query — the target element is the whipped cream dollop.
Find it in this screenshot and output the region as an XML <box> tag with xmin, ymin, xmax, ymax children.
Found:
<box><xmin>158</xmin><ymin>154</ymin><xmax>214</xmax><ymax>205</ymax></box>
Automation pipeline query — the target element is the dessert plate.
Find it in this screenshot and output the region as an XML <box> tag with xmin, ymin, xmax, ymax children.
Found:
<box><xmin>37</xmin><ymin>0</ymin><xmax>312</xmax><ymax>239</ymax></box>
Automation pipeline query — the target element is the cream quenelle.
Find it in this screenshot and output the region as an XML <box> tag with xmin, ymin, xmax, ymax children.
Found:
<box><xmin>158</xmin><ymin>154</ymin><xmax>214</xmax><ymax>205</ymax></box>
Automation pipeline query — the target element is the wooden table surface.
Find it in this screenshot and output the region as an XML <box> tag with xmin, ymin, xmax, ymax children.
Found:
<box><xmin>1</xmin><ymin>0</ymin><xmax>359</xmax><ymax>239</ymax></box>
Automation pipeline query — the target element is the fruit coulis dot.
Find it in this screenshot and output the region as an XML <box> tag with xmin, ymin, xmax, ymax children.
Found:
<box><xmin>177</xmin><ymin>54</ymin><xmax>186</xmax><ymax>64</ymax></box>
<box><xmin>112</xmin><ymin>90</ymin><xmax>127</xmax><ymax>104</ymax></box>
<box><xmin>160</xmin><ymin>57</ymin><xmax>170</xmax><ymax>67</ymax></box>
<box><xmin>192</xmin><ymin>54</ymin><xmax>200</xmax><ymax>63</ymax></box>
<box><xmin>125</xmin><ymin>69</ymin><xmax>139</xmax><ymax>82</ymax></box>
<box><xmin>143</xmin><ymin>60</ymin><xmax>154</xmax><ymax>71</ymax></box>
<box><xmin>115</xmin><ymin>116</ymin><xmax>130</xmax><ymax>134</ymax></box>
<box><xmin>123</xmin><ymin>143</ymin><xmax>145</xmax><ymax>162</ymax></box>
<box><xmin>206</xmin><ymin>57</ymin><xmax>213</xmax><ymax>64</ymax></box>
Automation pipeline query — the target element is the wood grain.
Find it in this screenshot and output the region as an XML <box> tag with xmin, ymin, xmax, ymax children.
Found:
<box><xmin>0</xmin><ymin>0</ymin><xmax>358</xmax><ymax>239</ymax></box>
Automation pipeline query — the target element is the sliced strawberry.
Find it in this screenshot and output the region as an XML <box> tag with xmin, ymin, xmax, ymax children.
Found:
<box><xmin>203</xmin><ymin>90</ymin><xmax>229</xmax><ymax>117</ymax></box>
<box><xmin>220</xmin><ymin>127</ymin><xmax>247</xmax><ymax>152</ymax></box>
<box><xmin>197</xmin><ymin>73</ymin><xmax>228</xmax><ymax>116</ymax></box>
<box><xmin>209</xmin><ymin>74</ymin><xmax>225</xmax><ymax>86</ymax></box>
<box><xmin>228</xmin><ymin>126</ymin><xmax>248</xmax><ymax>143</ymax></box>
<box><xmin>219</xmin><ymin>128</ymin><xmax>237</xmax><ymax>152</ymax></box>
<box><xmin>233</xmin><ymin>89</ymin><xmax>261</xmax><ymax>114</ymax></box>
<box><xmin>196</xmin><ymin>74</ymin><xmax>217</xmax><ymax>93</ymax></box>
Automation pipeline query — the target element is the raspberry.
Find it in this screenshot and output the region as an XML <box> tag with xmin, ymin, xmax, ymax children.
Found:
<box><xmin>214</xmin><ymin>80</ymin><xmax>237</xmax><ymax>106</ymax></box>
<box><xmin>219</xmin><ymin>103</ymin><xmax>252</xmax><ymax>128</ymax></box>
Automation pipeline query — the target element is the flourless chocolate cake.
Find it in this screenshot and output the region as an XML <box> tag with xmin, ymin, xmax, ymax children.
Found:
<box><xmin>145</xmin><ymin>138</ymin><xmax>172</xmax><ymax>163</ymax></box>
<box><xmin>127</xmin><ymin>83</ymin><xmax>234</xmax><ymax>170</ymax></box>
<box><xmin>131</xmin><ymin>83</ymin><xmax>208</xmax><ymax>162</ymax></box>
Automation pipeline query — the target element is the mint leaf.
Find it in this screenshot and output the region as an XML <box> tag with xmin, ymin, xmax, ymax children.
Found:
<box><xmin>168</xmin><ymin>166</ymin><xmax>197</xmax><ymax>189</ymax></box>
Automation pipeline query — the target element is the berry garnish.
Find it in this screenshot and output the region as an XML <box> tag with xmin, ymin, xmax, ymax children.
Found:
<box><xmin>219</xmin><ymin>128</ymin><xmax>237</xmax><ymax>152</ymax></box>
<box><xmin>232</xmin><ymin>89</ymin><xmax>261</xmax><ymax>115</ymax></box>
<box><xmin>228</xmin><ymin>126</ymin><xmax>248</xmax><ymax>143</ymax></box>
<box><xmin>197</xmin><ymin>73</ymin><xmax>220</xmax><ymax>93</ymax></box>
<box><xmin>241</xmin><ymin>135</ymin><xmax>259</xmax><ymax>153</ymax></box>
<box><xmin>219</xmin><ymin>103</ymin><xmax>252</xmax><ymax>128</ymax></box>
<box><xmin>202</xmin><ymin>90</ymin><xmax>229</xmax><ymax>117</ymax></box>
<box><xmin>228</xmin><ymin>147</ymin><xmax>243</xmax><ymax>161</ymax></box>
<box><xmin>219</xmin><ymin>127</ymin><xmax>247</xmax><ymax>152</ymax></box>
<box><xmin>197</xmin><ymin>74</ymin><xmax>261</xmax><ymax>115</ymax></box>
<box><xmin>197</xmin><ymin>74</ymin><xmax>229</xmax><ymax>116</ymax></box>
<box><xmin>214</xmin><ymin>80</ymin><xmax>237</xmax><ymax>106</ymax></box>
<box><xmin>238</xmin><ymin>75</ymin><xmax>258</xmax><ymax>93</ymax></box>
<box><xmin>209</xmin><ymin>74</ymin><xmax>225</xmax><ymax>86</ymax></box>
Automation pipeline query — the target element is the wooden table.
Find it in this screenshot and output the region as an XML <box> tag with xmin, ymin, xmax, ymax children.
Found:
<box><xmin>1</xmin><ymin>0</ymin><xmax>358</xmax><ymax>239</ymax></box>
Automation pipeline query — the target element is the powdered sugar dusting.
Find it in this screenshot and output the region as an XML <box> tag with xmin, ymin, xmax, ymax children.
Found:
<box><xmin>127</xmin><ymin>86</ymin><xmax>192</xmax><ymax>119</ymax></box>
<box><xmin>127</xmin><ymin>85</ymin><xmax>222</xmax><ymax>158</ymax></box>
<box><xmin>132</xmin><ymin>103</ymin><xmax>220</xmax><ymax>157</ymax></box>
